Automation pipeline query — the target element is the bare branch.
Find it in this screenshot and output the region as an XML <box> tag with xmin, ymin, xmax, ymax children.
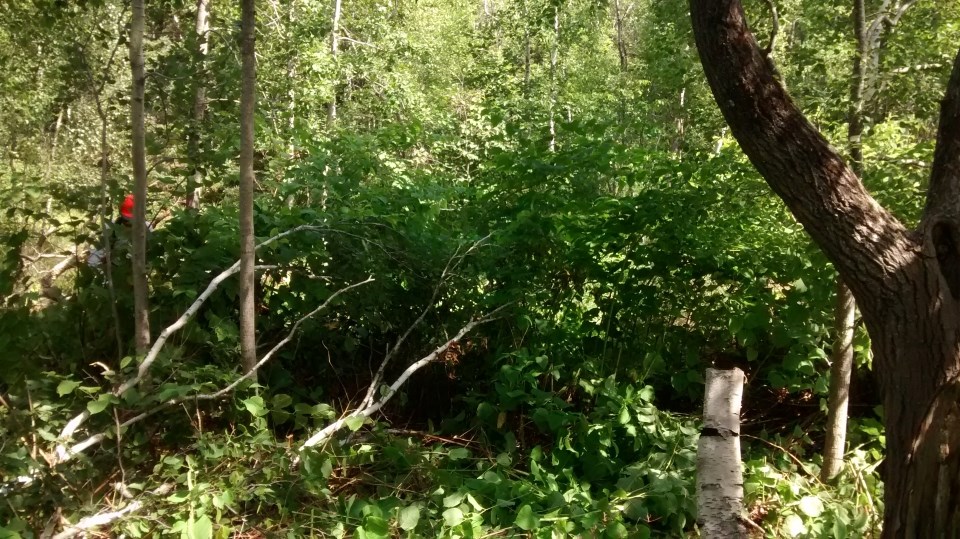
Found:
<box><xmin>295</xmin><ymin>303</ymin><xmax>510</xmax><ymax>461</ymax></box>
<box><xmin>54</xmin><ymin>276</ymin><xmax>374</xmax><ymax>464</ymax></box>
<box><xmin>49</xmin><ymin>483</ymin><xmax>172</xmax><ymax>539</ymax></box>
<box><xmin>54</xmin><ymin>225</ymin><xmax>331</xmax><ymax>462</ymax></box>
<box><xmin>358</xmin><ymin>234</ymin><xmax>492</xmax><ymax>410</ymax></box>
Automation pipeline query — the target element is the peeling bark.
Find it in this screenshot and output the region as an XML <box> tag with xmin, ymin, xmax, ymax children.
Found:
<box><xmin>697</xmin><ymin>367</ymin><xmax>747</xmax><ymax>538</ymax></box>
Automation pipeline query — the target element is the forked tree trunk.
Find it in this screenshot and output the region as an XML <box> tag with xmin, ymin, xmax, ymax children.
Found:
<box><xmin>697</xmin><ymin>367</ymin><xmax>747</xmax><ymax>538</ymax></box>
<box><xmin>130</xmin><ymin>0</ymin><xmax>150</xmax><ymax>354</ymax></box>
<box><xmin>690</xmin><ymin>0</ymin><xmax>960</xmax><ymax>535</ymax></box>
<box><xmin>239</xmin><ymin>0</ymin><xmax>258</xmax><ymax>375</ymax></box>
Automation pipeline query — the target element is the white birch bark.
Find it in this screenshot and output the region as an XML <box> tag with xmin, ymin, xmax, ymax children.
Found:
<box><xmin>697</xmin><ymin>367</ymin><xmax>747</xmax><ymax>538</ymax></box>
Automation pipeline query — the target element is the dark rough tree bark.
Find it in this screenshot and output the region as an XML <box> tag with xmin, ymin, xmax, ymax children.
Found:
<box><xmin>131</xmin><ymin>0</ymin><xmax>150</xmax><ymax>354</ymax></box>
<box><xmin>690</xmin><ymin>0</ymin><xmax>960</xmax><ymax>535</ymax></box>
<box><xmin>239</xmin><ymin>0</ymin><xmax>257</xmax><ymax>375</ymax></box>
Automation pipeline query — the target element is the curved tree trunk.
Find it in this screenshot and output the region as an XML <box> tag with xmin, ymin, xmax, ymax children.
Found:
<box><xmin>239</xmin><ymin>0</ymin><xmax>258</xmax><ymax>375</ymax></box>
<box><xmin>689</xmin><ymin>0</ymin><xmax>960</xmax><ymax>535</ymax></box>
<box><xmin>130</xmin><ymin>0</ymin><xmax>150</xmax><ymax>354</ymax></box>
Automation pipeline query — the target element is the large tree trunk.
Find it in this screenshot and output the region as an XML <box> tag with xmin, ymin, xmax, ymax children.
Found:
<box><xmin>689</xmin><ymin>0</ymin><xmax>960</xmax><ymax>535</ymax></box>
<box><xmin>130</xmin><ymin>0</ymin><xmax>150</xmax><ymax>354</ymax></box>
<box><xmin>239</xmin><ymin>0</ymin><xmax>258</xmax><ymax>375</ymax></box>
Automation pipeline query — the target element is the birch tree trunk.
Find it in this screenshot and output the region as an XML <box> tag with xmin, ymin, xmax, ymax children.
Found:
<box><xmin>186</xmin><ymin>0</ymin><xmax>210</xmax><ymax>210</ymax></box>
<box><xmin>130</xmin><ymin>0</ymin><xmax>150</xmax><ymax>354</ymax></box>
<box><xmin>239</xmin><ymin>0</ymin><xmax>258</xmax><ymax>375</ymax></box>
<box><xmin>548</xmin><ymin>4</ymin><xmax>559</xmax><ymax>152</ymax></box>
<box><xmin>697</xmin><ymin>367</ymin><xmax>747</xmax><ymax>538</ymax></box>
<box><xmin>328</xmin><ymin>0</ymin><xmax>342</xmax><ymax>124</ymax></box>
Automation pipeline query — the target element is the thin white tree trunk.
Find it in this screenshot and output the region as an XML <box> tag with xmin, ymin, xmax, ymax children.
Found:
<box><xmin>239</xmin><ymin>0</ymin><xmax>258</xmax><ymax>375</ymax></box>
<box><xmin>187</xmin><ymin>0</ymin><xmax>210</xmax><ymax>210</ymax></box>
<box><xmin>130</xmin><ymin>0</ymin><xmax>150</xmax><ymax>354</ymax></box>
<box><xmin>822</xmin><ymin>279</ymin><xmax>856</xmax><ymax>481</ymax></box>
<box><xmin>548</xmin><ymin>5</ymin><xmax>559</xmax><ymax>152</ymax></box>
<box><xmin>327</xmin><ymin>0</ymin><xmax>342</xmax><ymax>124</ymax></box>
<box><xmin>697</xmin><ymin>367</ymin><xmax>747</xmax><ymax>538</ymax></box>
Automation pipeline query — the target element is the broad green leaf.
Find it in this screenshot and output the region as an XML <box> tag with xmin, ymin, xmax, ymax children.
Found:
<box><xmin>87</xmin><ymin>393</ymin><xmax>115</xmax><ymax>415</ymax></box>
<box><xmin>798</xmin><ymin>495</ymin><xmax>824</xmax><ymax>517</ymax></box>
<box><xmin>184</xmin><ymin>515</ymin><xmax>212</xmax><ymax>539</ymax></box>
<box><xmin>448</xmin><ymin>447</ymin><xmax>470</xmax><ymax>460</ymax></box>
<box><xmin>398</xmin><ymin>505</ymin><xmax>420</xmax><ymax>531</ymax></box>
<box><xmin>514</xmin><ymin>504</ymin><xmax>539</xmax><ymax>531</ymax></box>
<box><xmin>242</xmin><ymin>396</ymin><xmax>267</xmax><ymax>417</ymax></box>
<box><xmin>56</xmin><ymin>380</ymin><xmax>81</xmax><ymax>396</ymax></box>
<box><xmin>344</xmin><ymin>415</ymin><xmax>365</xmax><ymax>431</ymax></box>
<box><xmin>784</xmin><ymin>514</ymin><xmax>806</xmax><ymax>537</ymax></box>
<box><xmin>442</xmin><ymin>507</ymin><xmax>464</xmax><ymax>527</ymax></box>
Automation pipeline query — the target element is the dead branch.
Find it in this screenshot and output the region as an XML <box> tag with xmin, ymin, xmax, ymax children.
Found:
<box><xmin>54</xmin><ymin>225</ymin><xmax>332</xmax><ymax>462</ymax></box>
<box><xmin>294</xmin><ymin>303</ymin><xmax>510</xmax><ymax>464</ymax></box>
<box><xmin>54</xmin><ymin>276</ymin><xmax>374</xmax><ymax>464</ymax></box>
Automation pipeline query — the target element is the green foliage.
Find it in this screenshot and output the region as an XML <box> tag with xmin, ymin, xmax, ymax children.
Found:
<box><xmin>2</xmin><ymin>0</ymin><xmax>949</xmax><ymax>534</ymax></box>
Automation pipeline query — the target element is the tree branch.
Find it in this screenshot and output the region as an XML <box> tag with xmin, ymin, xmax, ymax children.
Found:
<box><xmin>52</xmin><ymin>277</ymin><xmax>374</xmax><ymax>464</ymax></box>
<box><xmin>358</xmin><ymin>234</ymin><xmax>491</xmax><ymax>410</ymax></box>
<box><xmin>923</xmin><ymin>50</ymin><xmax>960</xmax><ymax>220</ymax></box>
<box><xmin>54</xmin><ymin>225</ymin><xmax>332</xmax><ymax>462</ymax></box>
<box><xmin>294</xmin><ymin>304</ymin><xmax>510</xmax><ymax>463</ymax></box>
<box><xmin>688</xmin><ymin>0</ymin><xmax>911</xmax><ymax>304</ymax></box>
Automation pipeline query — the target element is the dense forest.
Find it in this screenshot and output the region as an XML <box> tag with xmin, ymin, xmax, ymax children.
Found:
<box><xmin>1</xmin><ymin>0</ymin><xmax>959</xmax><ymax>536</ymax></box>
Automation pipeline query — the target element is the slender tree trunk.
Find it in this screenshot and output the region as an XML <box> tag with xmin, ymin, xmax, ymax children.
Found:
<box><xmin>186</xmin><ymin>0</ymin><xmax>210</xmax><ymax>210</ymax></box>
<box><xmin>822</xmin><ymin>279</ymin><xmax>856</xmax><ymax>481</ymax></box>
<box><xmin>821</xmin><ymin>0</ymin><xmax>866</xmax><ymax>483</ymax></box>
<box><xmin>690</xmin><ymin>1</ymin><xmax>960</xmax><ymax>534</ymax></box>
<box><xmin>130</xmin><ymin>0</ymin><xmax>150</xmax><ymax>354</ymax></box>
<box><xmin>697</xmin><ymin>367</ymin><xmax>747</xmax><ymax>538</ymax></box>
<box><xmin>327</xmin><ymin>0</ymin><xmax>342</xmax><ymax>124</ymax></box>
<box><xmin>548</xmin><ymin>4</ymin><xmax>559</xmax><ymax>152</ymax></box>
<box><xmin>239</xmin><ymin>0</ymin><xmax>258</xmax><ymax>375</ymax></box>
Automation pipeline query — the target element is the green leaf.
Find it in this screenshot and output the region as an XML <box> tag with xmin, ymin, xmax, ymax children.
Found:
<box><xmin>798</xmin><ymin>495</ymin><xmax>824</xmax><ymax>517</ymax></box>
<box><xmin>514</xmin><ymin>504</ymin><xmax>539</xmax><ymax>531</ymax></box>
<box><xmin>56</xmin><ymin>380</ymin><xmax>81</xmax><ymax>396</ymax></box>
<box><xmin>442</xmin><ymin>507</ymin><xmax>464</xmax><ymax>527</ymax></box>
<box><xmin>448</xmin><ymin>447</ymin><xmax>470</xmax><ymax>460</ymax></box>
<box><xmin>184</xmin><ymin>515</ymin><xmax>212</xmax><ymax>539</ymax></box>
<box><xmin>87</xmin><ymin>393</ymin><xmax>115</xmax><ymax>415</ymax></box>
<box><xmin>242</xmin><ymin>396</ymin><xmax>267</xmax><ymax>417</ymax></box>
<box><xmin>272</xmin><ymin>393</ymin><xmax>293</xmax><ymax>409</ymax></box>
<box><xmin>443</xmin><ymin>491</ymin><xmax>464</xmax><ymax>508</ymax></box>
<box><xmin>784</xmin><ymin>514</ymin><xmax>806</xmax><ymax>537</ymax></box>
<box><xmin>344</xmin><ymin>415</ymin><xmax>365</xmax><ymax>431</ymax></box>
<box><xmin>398</xmin><ymin>505</ymin><xmax>420</xmax><ymax>531</ymax></box>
